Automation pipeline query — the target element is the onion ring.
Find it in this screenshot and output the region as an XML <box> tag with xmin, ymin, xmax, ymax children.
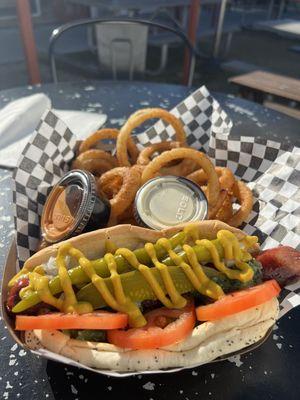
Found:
<box><xmin>227</xmin><ymin>180</ymin><xmax>253</xmax><ymax>227</ymax></box>
<box><xmin>98</xmin><ymin>167</ymin><xmax>126</xmax><ymax>198</ymax></box>
<box><xmin>215</xmin><ymin>192</ymin><xmax>233</xmax><ymax>222</ymax></box>
<box><xmin>141</xmin><ymin>148</ymin><xmax>220</xmax><ymax>208</ymax></box>
<box><xmin>72</xmin><ymin>157</ymin><xmax>113</xmax><ymax>176</ymax></box>
<box><xmin>201</xmin><ymin>186</ymin><xmax>233</xmax><ymax>222</ymax></box>
<box><xmin>98</xmin><ymin>167</ymin><xmax>128</xmax><ymax>191</ymax></box>
<box><xmin>117</xmin><ymin>108</ymin><xmax>186</xmax><ymax>166</ymax></box>
<box><xmin>117</xmin><ymin>203</ymin><xmax>135</xmax><ymax>224</ymax></box>
<box><xmin>79</xmin><ymin>128</ymin><xmax>139</xmax><ymax>163</ymax></box>
<box><xmin>160</xmin><ymin>159</ymin><xmax>197</xmax><ymax>177</ymax></box>
<box><xmin>137</xmin><ymin>141</ymin><xmax>182</xmax><ymax>166</ymax></box>
<box><xmin>207</xmin><ymin>190</ymin><xmax>228</xmax><ymax>219</ymax></box>
<box><xmin>74</xmin><ymin>149</ymin><xmax>118</xmax><ymax>168</ymax></box>
<box><xmin>79</xmin><ymin>129</ymin><xmax>119</xmax><ymax>153</ymax></box>
<box><xmin>98</xmin><ymin>166</ymin><xmax>141</xmax><ymax>217</ymax></box>
<box><xmin>188</xmin><ymin>167</ymin><xmax>235</xmax><ymax>222</ymax></box>
<box><xmin>187</xmin><ymin>167</ymin><xmax>235</xmax><ymax>191</ymax></box>
<box><xmin>100</xmin><ymin>176</ymin><xmax>123</xmax><ymax>198</ymax></box>
<box><xmin>137</xmin><ymin>141</ymin><xmax>195</xmax><ymax>177</ymax></box>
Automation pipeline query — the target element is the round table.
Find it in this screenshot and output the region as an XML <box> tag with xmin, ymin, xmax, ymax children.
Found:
<box><xmin>0</xmin><ymin>81</ymin><xmax>299</xmax><ymax>400</ymax></box>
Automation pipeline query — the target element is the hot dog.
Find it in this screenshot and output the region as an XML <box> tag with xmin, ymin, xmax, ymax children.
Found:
<box><xmin>6</xmin><ymin>221</ymin><xmax>281</xmax><ymax>372</ymax></box>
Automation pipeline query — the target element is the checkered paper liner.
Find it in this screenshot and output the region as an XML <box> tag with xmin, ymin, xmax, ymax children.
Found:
<box><xmin>12</xmin><ymin>85</ymin><xmax>300</xmax><ymax>321</ymax></box>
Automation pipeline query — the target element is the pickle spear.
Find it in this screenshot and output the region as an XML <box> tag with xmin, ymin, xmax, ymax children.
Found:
<box><xmin>74</xmin><ymin>260</ymin><xmax>262</xmax><ymax>309</ymax></box>
<box><xmin>76</xmin><ymin>266</ymin><xmax>231</xmax><ymax>309</ymax></box>
<box><xmin>12</xmin><ymin>232</ymin><xmax>185</xmax><ymax>313</ymax></box>
<box><xmin>12</xmin><ymin>237</ymin><xmax>237</xmax><ymax>313</ymax></box>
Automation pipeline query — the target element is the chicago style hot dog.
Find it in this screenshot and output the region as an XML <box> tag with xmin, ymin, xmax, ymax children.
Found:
<box><xmin>6</xmin><ymin>221</ymin><xmax>283</xmax><ymax>372</ymax></box>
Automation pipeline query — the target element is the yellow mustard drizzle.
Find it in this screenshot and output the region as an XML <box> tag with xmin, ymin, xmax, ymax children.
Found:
<box><xmin>104</xmin><ymin>253</ymin><xmax>146</xmax><ymax>327</ymax></box>
<box><xmin>8</xmin><ymin>269</ymin><xmax>29</xmax><ymax>288</ymax></box>
<box><xmin>13</xmin><ymin>228</ymin><xmax>258</xmax><ymax>328</ymax></box>
<box><xmin>57</xmin><ymin>245</ymin><xmax>145</xmax><ymax>327</ymax></box>
<box><xmin>183</xmin><ymin>223</ymin><xmax>201</xmax><ymax>242</ymax></box>
<box><xmin>116</xmin><ymin>246</ymin><xmax>187</xmax><ymax>309</ymax></box>
<box><xmin>9</xmin><ymin>264</ymin><xmax>44</xmax><ymax>289</ymax></box>
<box><xmin>18</xmin><ymin>265</ymin><xmax>45</xmax><ymax>300</ymax></box>
<box><xmin>56</xmin><ymin>244</ymin><xmax>80</xmax><ymax>312</ymax></box>
<box><xmin>33</xmin><ymin>265</ymin><xmax>45</xmax><ymax>275</ymax></box>
<box><xmin>146</xmin><ymin>242</ymin><xmax>187</xmax><ymax>308</ymax></box>
<box><xmin>197</xmin><ymin>230</ymin><xmax>256</xmax><ymax>283</ymax></box>
<box><xmin>242</xmin><ymin>235</ymin><xmax>258</xmax><ymax>254</ymax></box>
<box><xmin>104</xmin><ymin>239</ymin><xmax>118</xmax><ymax>254</ymax></box>
<box><xmin>8</xmin><ymin>267</ymin><xmax>29</xmax><ymax>288</ymax></box>
<box><xmin>157</xmin><ymin>238</ymin><xmax>224</xmax><ymax>300</ymax></box>
<box><xmin>56</xmin><ymin>244</ymin><xmax>93</xmax><ymax>313</ymax></box>
<box><xmin>30</xmin><ymin>272</ymin><xmax>63</xmax><ymax>310</ymax></box>
<box><xmin>17</xmin><ymin>244</ymin><xmax>93</xmax><ymax>314</ymax></box>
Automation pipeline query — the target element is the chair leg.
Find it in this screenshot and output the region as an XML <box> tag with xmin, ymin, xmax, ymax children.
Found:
<box><xmin>188</xmin><ymin>54</ymin><xmax>195</xmax><ymax>87</ymax></box>
<box><xmin>160</xmin><ymin>44</ymin><xmax>169</xmax><ymax>72</ymax></box>
<box><xmin>181</xmin><ymin>6</ymin><xmax>189</xmax><ymax>29</ymax></box>
<box><xmin>210</xmin><ymin>4</ymin><xmax>219</xmax><ymax>28</ymax></box>
<box><xmin>267</xmin><ymin>0</ymin><xmax>275</xmax><ymax>19</ymax></box>
<box><xmin>278</xmin><ymin>0</ymin><xmax>286</xmax><ymax>18</ymax></box>
<box><xmin>213</xmin><ymin>0</ymin><xmax>228</xmax><ymax>58</ymax></box>
<box><xmin>224</xmin><ymin>32</ymin><xmax>233</xmax><ymax>57</ymax></box>
<box><xmin>110</xmin><ymin>39</ymin><xmax>134</xmax><ymax>81</ymax></box>
<box><xmin>145</xmin><ymin>44</ymin><xmax>169</xmax><ymax>76</ymax></box>
<box><xmin>88</xmin><ymin>6</ymin><xmax>98</xmax><ymax>53</ymax></box>
<box><xmin>87</xmin><ymin>26</ymin><xmax>96</xmax><ymax>53</ymax></box>
<box><xmin>253</xmin><ymin>90</ymin><xmax>264</xmax><ymax>104</ymax></box>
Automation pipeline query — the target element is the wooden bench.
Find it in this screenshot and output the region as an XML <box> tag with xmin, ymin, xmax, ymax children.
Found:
<box><xmin>221</xmin><ymin>60</ymin><xmax>269</xmax><ymax>75</ymax></box>
<box><xmin>252</xmin><ymin>18</ymin><xmax>300</xmax><ymax>40</ymax></box>
<box><xmin>229</xmin><ymin>70</ymin><xmax>300</xmax><ymax>104</ymax></box>
<box><xmin>264</xmin><ymin>101</ymin><xmax>300</xmax><ymax>120</ymax></box>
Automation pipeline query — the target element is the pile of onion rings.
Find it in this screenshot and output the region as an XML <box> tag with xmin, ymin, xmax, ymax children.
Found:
<box><xmin>71</xmin><ymin>107</ymin><xmax>253</xmax><ymax>227</ymax></box>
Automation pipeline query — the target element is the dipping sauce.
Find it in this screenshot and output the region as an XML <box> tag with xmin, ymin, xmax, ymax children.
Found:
<box><xmin>41</xmin><ymin>170</ymin><xmax>111</xmax><ymax>243</ymax></box>
<box><xmin>134</xmin><ymin>176</ymin><xmax>208</xmax><ymax>230</ymax></box>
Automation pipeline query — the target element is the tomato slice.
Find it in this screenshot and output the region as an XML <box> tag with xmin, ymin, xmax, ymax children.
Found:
<box><xmin>196</xmin><ymin>280</ymin><xmax>280</xmax><ymax>321</ymax></box>
<box><xmin>15</xmin><ymin>311</ymin><xmax>128</xmax><ymax>331</ymax></box>
<box><xmin>107</xmin><ymin>302</ymin><xmax>196</xmax><ymax>350</ymax></box>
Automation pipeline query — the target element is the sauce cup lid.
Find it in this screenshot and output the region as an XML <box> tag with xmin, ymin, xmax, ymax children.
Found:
<box><xmin>134</xmin><ymin>176</ymin><xmax>208</xmax><ymax>230</ymax></box>
<box><xmin>41</xmin><ymin>170</ymin><xmax>107</xmax><ymax>243</ymax></box>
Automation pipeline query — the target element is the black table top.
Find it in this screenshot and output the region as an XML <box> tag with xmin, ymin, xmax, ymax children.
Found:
<box><xmin>0</xmin><ymin>81</ymin><xmax>299</xmax><ymax>400</ymax></box>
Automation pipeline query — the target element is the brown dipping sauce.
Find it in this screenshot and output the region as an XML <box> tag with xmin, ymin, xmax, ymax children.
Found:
<box><xmin>41</xmin><ymin>170</ymin><xmax>111</xmax><ymax>244</ymax></box>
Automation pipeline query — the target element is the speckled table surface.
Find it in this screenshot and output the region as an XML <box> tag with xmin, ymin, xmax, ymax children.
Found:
<box><xmin>0</xmin><ymin>81</ymin><xmax>299</xmax><ymax>400</ymax></box>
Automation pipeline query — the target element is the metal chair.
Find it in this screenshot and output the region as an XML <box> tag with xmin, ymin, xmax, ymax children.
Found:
<box><xmin>49</xmin><ymin>17</ymin><xmax>197</xmax><ymax>87</ymax></box>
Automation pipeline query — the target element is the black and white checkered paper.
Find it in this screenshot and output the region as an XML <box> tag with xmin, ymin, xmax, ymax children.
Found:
<box><xmin>12</xmin><ymin>86</ymin><xmax>300</xmax><ymax>319</ymax></box>
<box><xmin>12</xmin><ymin>112</ymin><xmax>76</xmax><ymax>263</ymax></box>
